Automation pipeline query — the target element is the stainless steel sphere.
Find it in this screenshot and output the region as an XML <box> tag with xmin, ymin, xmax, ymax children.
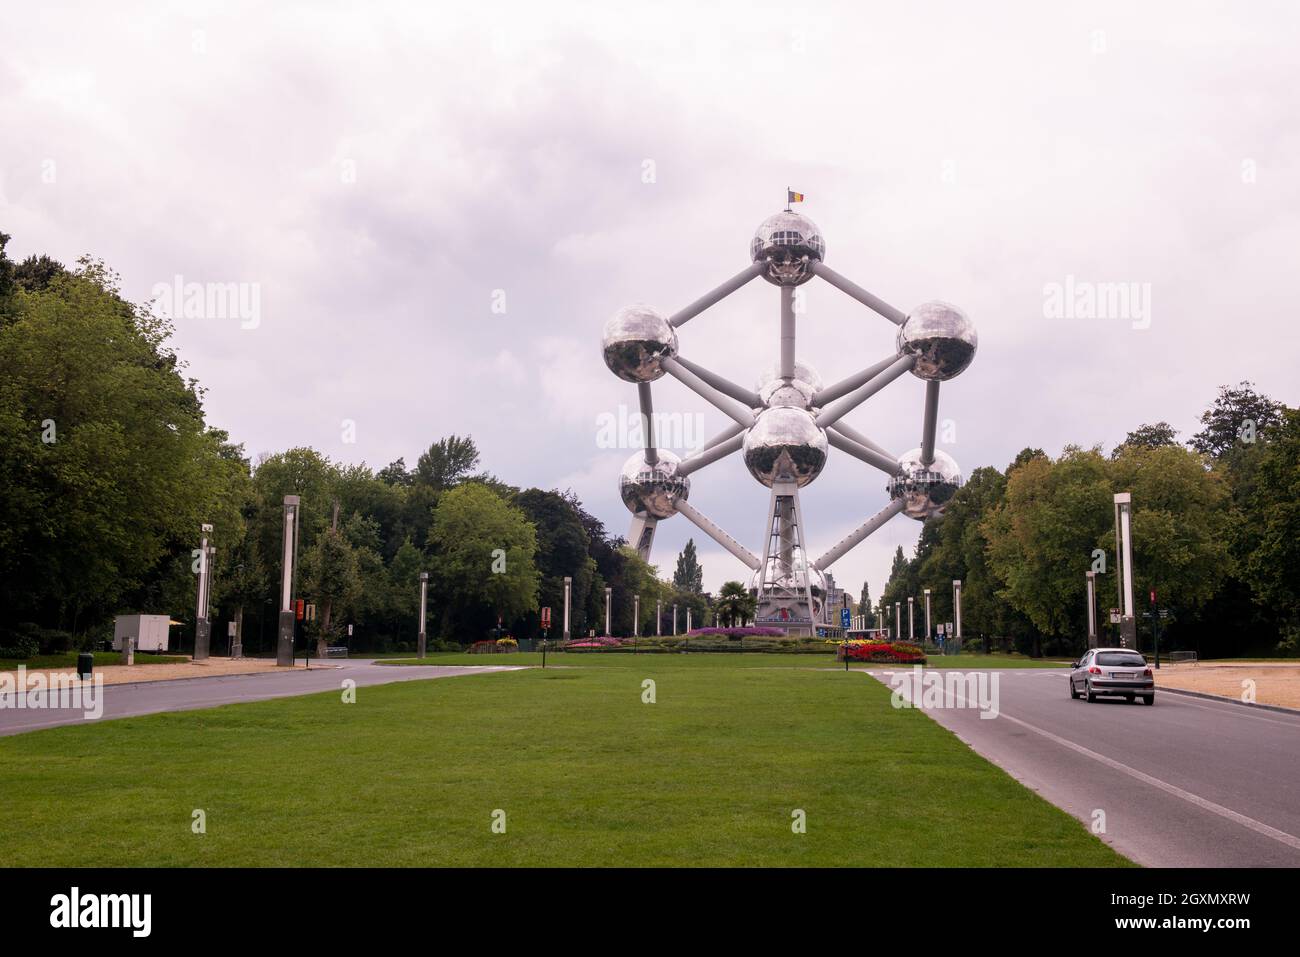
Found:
<box><xmin>619</xmin><ymin>449</ymin><xmax>688</xmax><ymax>519</ymax></box>
<box><xmin>742</xmin><ymin>407</ymin><xmax>828</xmax><ymax>487</ymax></box>
<box><xmin>897</xmin><ymin>301</ymin><xmax>978</xmax><ymax>381</ymax></box>
<box><xmin>888</xmin><ymin>448</ymin><xmax>962</xmax><ymax>520</ymax></box>
<box><xmin>760</xmin><ymin>379</ymin><xmax>817</xmax><ymax>409</ymax></box>
<box><xmin>601</xmin><ymin>304</ymin><xmax>678</xmax><ymax>382</ymax></box>
<box><xmin>754</xmin><ymin>359</ymin><xmax>822</xmax><ymax>392</ymax></box>
<box><xmin>750</xmin><ymin>211</ymin><xmax>825</xmax><ymax>286</ymax></box>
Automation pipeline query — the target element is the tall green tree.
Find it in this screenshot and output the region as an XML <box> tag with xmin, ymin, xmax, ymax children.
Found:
<box><xmin>673</xmin><ymin>539</ymin><xmax>704</xmax><ymax>592</ymax></box>
<box><xmin>716</xmin><ymin>580</ymin><xmax>756</xmax><ymax>627</ymax></box>
<box><xmin>427</xmin><ymin>483</ymin><xmax>539</xmax><ymax>639</ymax></box>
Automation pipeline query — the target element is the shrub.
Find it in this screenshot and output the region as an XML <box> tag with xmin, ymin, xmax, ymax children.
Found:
<box><xmin>0</xmin><ymin>635</ymin><xmax>39</xmax><ymax>659</ymax></box>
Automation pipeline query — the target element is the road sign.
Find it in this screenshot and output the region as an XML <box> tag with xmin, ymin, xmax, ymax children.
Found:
<box><xmin>348</xmin><ymin>624</ymin><xmax>353</xmax><ymax>636</ymax></box>
<box><xmin>1150</xmin><ymin>589</ymin><xmax>1157</xmax><ymax>604</ymax></box>
<box><xmin>1159</xmin><ymin>609</ymin><xmax>1169</xmax><ymax>619</ymax></box>
<box><xmin>1109</xmin><ymin>608</ymin><xmax>1121</xmax><ymax>624</ymax></box>
<box><xmin>227</xmin><ymin>621</ymin><xmax>236</xmax><ymax>637</ymax></box>
<box><xmin>840</xmin><ymin>607</ymin><xmax>851</xmax><ymax>628</ymax></box>
<box><xmin>541</xmin><ymin>607</ymin><xmax>552</xmax><ymax>629</ymax></box>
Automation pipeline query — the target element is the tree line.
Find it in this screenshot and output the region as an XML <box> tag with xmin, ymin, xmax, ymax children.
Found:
<box><xmin>0</xmin><ymin>233</ymin><xmax>711</xmax><ymax>655</ymax></box>
<box><xmin>870</xmin><ymin>385</ymin><xmax>1298</xmax><ymax>658</ymax></box>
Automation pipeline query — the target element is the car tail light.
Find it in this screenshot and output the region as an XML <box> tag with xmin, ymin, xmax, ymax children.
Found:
<box><xmin>1144</xmin><ymin>668</ymin><xmax>1153</xmax><ymax>677</ymax></box>
<box><xmin>1088</xmin><ymin>666</ymin><xmax>1101</xmax><ymax>675</ymax></box>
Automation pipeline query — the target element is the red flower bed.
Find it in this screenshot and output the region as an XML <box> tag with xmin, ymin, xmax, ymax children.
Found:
<box><xmin>836</xmin><ymin>641</ymin><xmax>927</xmax><ymax>664</ymax></box>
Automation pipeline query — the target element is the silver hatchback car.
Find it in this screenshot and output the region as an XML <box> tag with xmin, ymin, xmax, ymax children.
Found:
<box><xmin>1069</xmin><ymin>648</ymin><xmax>1155</xmax><ymax>705</ymax></box>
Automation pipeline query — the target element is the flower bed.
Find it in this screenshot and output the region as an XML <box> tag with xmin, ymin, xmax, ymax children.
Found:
<box><xmin>561</xmin><ymin>636</ymin><xmax>624</xmax><ymax>651</ymax></box>
<box><xmin>836</xmin><ymin>640</ymin><xmax>927</xmax><ymax>664</ymax></box>
<box><xmin>468</xmin><ymin>637</ymin><xmax>519</xmax><ymax>654</ymax></box>
<box><xmin>686</xmin><ymin>627</ymin><xmax>787</xmax><ymax>639</ymax></box>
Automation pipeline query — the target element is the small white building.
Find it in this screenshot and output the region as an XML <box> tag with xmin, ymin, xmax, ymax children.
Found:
<box><xmin>113</xmin><ymin>615</ymin><xmax>172</xmax><ymax>652</ymax></box>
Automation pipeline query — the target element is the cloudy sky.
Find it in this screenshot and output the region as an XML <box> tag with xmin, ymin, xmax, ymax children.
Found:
<box><xmin>3</xmin><ymin>1</ymin><xmax>1297</xmax><ymax>597</ymax></box>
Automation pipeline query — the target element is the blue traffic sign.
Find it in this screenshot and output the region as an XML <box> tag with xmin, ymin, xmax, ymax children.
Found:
<box><xmin>840</xmin><ymin>608</ymin><xmax>851</xmax><ymax>628</ymax></box>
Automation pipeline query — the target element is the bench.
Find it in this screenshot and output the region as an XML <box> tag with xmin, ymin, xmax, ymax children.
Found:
<box><xmin>326</xmin><ymin>646</ymin><xmax>349</xmax><ymax>659</ymax></box>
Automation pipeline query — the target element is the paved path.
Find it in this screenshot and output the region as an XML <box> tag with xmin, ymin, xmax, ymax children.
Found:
<box><xmin>868</xmin><ymin>666</ymin><xmax>1300</xmax><ymax>867</ymax></box>
<box><xmin>0</xmin><ymin>660</ymin><xmax>525</xmax><ymax>737</ymax></box>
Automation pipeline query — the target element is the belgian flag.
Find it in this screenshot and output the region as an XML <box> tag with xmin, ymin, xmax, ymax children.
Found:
<box><xmin>787</xmin><ymin>189</ymin><xmax>805</xmax><ymax>205</ymax></box>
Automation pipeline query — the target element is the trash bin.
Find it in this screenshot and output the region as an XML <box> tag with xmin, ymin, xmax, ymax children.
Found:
<box><xmin>77</xmin><ymin>652</ymin><xmax>94</xmax><ymax>679</ymax></box>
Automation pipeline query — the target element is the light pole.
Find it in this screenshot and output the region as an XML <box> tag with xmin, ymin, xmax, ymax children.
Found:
<box><xmin>605</xmin><ymin>587</ymin><xmax>612</xmax><ymax>636</ymax></box>
<box><xmin>908</xmin><ymin>596</ymin><xmax>914</xmax><ymax>641</ymax></box>
<box><xmin>894</xmin><ymin>601</ymin><xmax>901</xmax><ymax>641</ymax></box>
<box><xmin>417</xmin><ymin>571</ymin><xmax>429</xmax><ymax>658</ymax></box>
<box><xmin>633</xmin><ymin>594</ymin><xmax>640</xmax><ymax>637</ymax></box>
<box><xmin>952</xmin><ymin>579</ymin><xmax>963</xmax><ymax>643</ymax></box>
<box><xmin>1085</xmin><ymin>570</ymin><xmax>1097</xmax><ymax>649</ymax></box>
<box><xmin>277</xmin><ymin>496</ymin><xmax>300</xmax><ymax>666</ymax></box>
<box><xmin>673</xmin><ymin>603</ymin><xmax>678</xmax><ymax>636</ymax></box>
<box><xmin>656</xmin><ymin>599</ymin><xmax>662</xmax><ymax>636</ymax></box>
<box><xmin>1114</xmin><ymin>493</ymin><xmax>1136</xmax><ymax>648</ymax></box>
<box><xmin>924</xmin><ymin>588</ymin><xmax>931</xmax><ymax>644</ymax></box>
<box><xmin>194</xmin><ymin>523</ymin><xmax>213</xmax><ymax>660</ymax></box>
<box><xmin>686</xmin><ymin>607</ymin><xmax>692</xmax><ymax>633</ymax></box>
<box><xmin>563</xmin><ymin>576</ymin><xmax>571</xmax><ymax>643</ymax></box>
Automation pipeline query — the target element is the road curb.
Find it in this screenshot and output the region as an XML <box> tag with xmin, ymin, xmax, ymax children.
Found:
<box><xmin>1158</xmin><ymin>684</ymin><xmax>1300</xmax><ymax>716</ymax></box>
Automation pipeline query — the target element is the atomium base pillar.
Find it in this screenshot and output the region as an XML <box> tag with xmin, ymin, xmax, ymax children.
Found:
<box><xmin>629</xmin><ymin>513</ymin><xmax>657</xmax><ymax>562</ymax></box>
<box><xmin>754</xmin><ymin>481</ymin><xmax>817</xmax><ymax>636</ymax></box>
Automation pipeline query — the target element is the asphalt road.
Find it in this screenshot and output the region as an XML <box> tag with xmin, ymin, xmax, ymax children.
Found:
<box><xmin>0</xmin><ymin>660</ymin><xmax>524</xmax><ymax>737</ymax></box>
<box><xmin>869</xmin><ymin>666</ymin><xmax>1300</xmax><ymax>867</ymax></box>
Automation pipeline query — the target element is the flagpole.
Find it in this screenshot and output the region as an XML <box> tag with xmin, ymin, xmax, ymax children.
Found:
<box><xmin>785</xmin><ymin>186</ymin><xmax>791</xmax><ymax>212</ymax></box>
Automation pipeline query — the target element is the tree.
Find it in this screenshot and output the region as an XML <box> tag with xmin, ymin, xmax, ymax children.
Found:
<box><xmin>857</xmin><ymin>581</ymin><xmax>871</xmax><ymax>617</ymax></box>
<box><xmin>673</xmin><ymin>538</ymin><xmax>704</xmax><ymax>592</ymax></box>
<box><xmin>0</xmin><ymin>248</ymin><xmax>250</xmax><ymax>637</ymax></box>
<box><xmin>1190</xmin><ymin>382</ymin><xmax>1286</xmax><ymax>459</ymax></box>
<box><xmin>427</xmin><ymin>484</ymin><xmax>539</xmax><ymax>639</ymax></box>
<box><xmin>415</xmin><ymin>435</ymin><xmax>480</xmax><ymax>490</ymax></box>
<box><xmin>1114</xmin><ymin>422</ymin><xmax>1179</xmax><ymax>455</ymax></box>
<box><xmin>716</xmin><ymin>580</ymin><xmax>756</xmax><ymax>627</ymax></box>
<box><xmin>515</xmin><ymin>488</ymin><xmax>593</xmax><ymax>638</ymax></box>
<box><xmin>1241</xmin><ymin>408</ymin><xmax>1300</xmax><ymax>650</ymax></box>
<box><xmin>301</xmin><ymin>524</ymin><xmax>362</xmax><ymax>657</ymax></box>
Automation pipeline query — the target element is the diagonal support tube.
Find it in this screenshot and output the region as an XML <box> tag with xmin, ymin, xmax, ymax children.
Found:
<box><xmin>827</xmin><ymin>429</ymin><xmax>902</xmax><ymax>476</ymax></box>
<box><xmin>816</xmin><ymin>354</ymin><xmax>915</xmax><ymax>430</ymax></box>
<box><xmin>661</xmin><ymin>356</ymin><xmax>755</xmax><ymax>428</ymax></box>
<box><xmin>637</xmin><ymin>382</ymin><xmax>658</xmax><ymax>465</ymax></box>
<box><xmin>812</xmin><ymin>498</ymin><xmax>907</xmax><ymax>571</ymax></box>
<box><xmin>677</xmin><ymin>433</ymin><xmax>744</xmax><ymax>477</ymax></box>
<box><xmin>673</xmin><ymin>498</ymin><xmax>760</xmax><ymax>569</ymax></box>
<box><xmin>673</xmin><ymin>356</ymin><xmax>762</xmax><ymax>408</ymax></box>
<box><xmin>810</xmin><ymin>261</ymin><xmax>907</xmax><ymax>325</ymax></box>
<box><xmin>830</xmin><ymin>420</ymin><xmax>897</xmax><ymax>463</ymax></box>
<box><xmin>920</xmin><ymin>380</ymin><xmax>940</xmax><ymax>465</ymax></box>
<box><xmin>669</xmin><ymin>262</ymin><xmax>765</xmax><ymax>327</ymax></box>
<box><xmin>814</xmin><ymin>353</ymin><xmax>904</xmax><ymax>407</ymax></box>
<box><xmin>689</xmin><ymin>422</ymin><xmax>746</xmax><ymax>456</ymax></box>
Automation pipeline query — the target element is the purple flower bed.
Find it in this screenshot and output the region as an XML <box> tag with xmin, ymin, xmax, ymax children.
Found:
<box><xmin>685</xmin><ymin>627</ymin><xmax>786</xmax><ymax>638</ymax></box>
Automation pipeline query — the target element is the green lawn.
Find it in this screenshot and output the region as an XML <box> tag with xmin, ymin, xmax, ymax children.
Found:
<box><xmin>0</xmin><ymin>653</ymin><xmax>1129</xmax><ymax>867</ymax></box>
<box><xmin>0</xmin><ymin>652</ymin><xmax>186</xmax><ymax>671</ymax></box>
<box><xmin>379</xmin><ymin>650</ymin><xmax>1071</xmax><ymax>669</ymax></box>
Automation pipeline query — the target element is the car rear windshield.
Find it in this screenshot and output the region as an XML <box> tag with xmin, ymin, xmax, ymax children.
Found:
<box><xmin>1097</xmin><ymin>653</ymin><xmax>1146</xmax><ymax>666</ymax></box>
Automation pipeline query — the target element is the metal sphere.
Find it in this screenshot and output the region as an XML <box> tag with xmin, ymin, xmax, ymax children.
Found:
<box><xmin>888</xmin><ymin>448</ymin><xmax>962</xmax><ymax>520</ymax></box>
<box><xmin>601</xmin><ymin>304</ymin><xmax>678</xmax><ymax>382</ymax></box>
<box><xmin>897</xmin><ymin>300</ymin><xmax>978</xmax><ymax>381</ymax></box>
<box><xmin>619</xmin><ymin>449</ymin><xmax>688</xmax><ymax>519</ymax></box>
<box><xmin>754</xmin><ymin>359</ymin><xmax>822</xmax><ymax>392</ymax></box>
<box><xmin>742</xmin><ymin>407</ymin><xmax>828</xmax><ymax>487</ymax></box>
<box><xmin>759</xmin><ymin>379</ymin><xmax>817</xmax><ymax>409</ymax></box>
<box><xmin>750</xmin><ymin>211</ymin><xmax>825</xmax><ymax>286</ymax></box>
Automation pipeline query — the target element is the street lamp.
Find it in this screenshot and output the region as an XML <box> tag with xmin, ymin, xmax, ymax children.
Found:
<box><xmin>924</xmin><ymin>588</ymin><xmax>931</xmax><ymax>645</ymax></box>
<box><xmin>1085</xmin><ymin>570</ymin><xmax>1097</xmax><ymax>649</ymax></box>
<box><xmin>1113</xmin><ymin>493</ymin><xmax>1137</xmax><ymax>648</ymax></box>
<box><xmin>952</xmin><ymin>579</ymin><xmax>963</xmax><ymax>643</ymax></box>
<box><xmin>277</xmin><ymin>496</ymin><xmax>300</xmax><ymax>667</ymax></box>
<box><xmin>563</xmin><ymin>576</ymin><xmax>572</xmax><ymax>643</ymax></box>
<box><xmin>908</xmin><ymin>596</ymin><xmax>914</xmax><ymax>641</ymax></box>
<box><xmin>605</xmin><ymin>587</ymin><xmax>612</xmax><ymax>636</ymax></box>
<box><xmin>417</xmin><ymin>571</ymin><xmax>429</xmax><ymax>658</ymax></box>
<box><xmin>194</xmin><ymin>523</ymin><xmax>213</xmax><ymax>660</ymax></box>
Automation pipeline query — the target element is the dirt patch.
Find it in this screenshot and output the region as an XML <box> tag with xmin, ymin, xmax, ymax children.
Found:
<box><xmin>11</xmin><ymin>657</ymin><xmax>317</xmax><ymax>688</ymax></box>
<box><xmin>1156</xmin><ymin>662</ymin><xmax>1300</xmax><ymax>710</ymax></box>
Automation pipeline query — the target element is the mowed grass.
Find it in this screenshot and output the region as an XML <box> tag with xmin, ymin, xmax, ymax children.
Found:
<box><xmin>381</xmin><ymin>650</ymin><xmax>1072</xmax><ymax>669</ymax></box>
<box><xmin>0</xmin><ymin>654</ymin><xmax>1129</xmax><ymax>867</ymax></box>
<box><xmin>0</xmin><ymin>652</ymin><xmax>186</xmax><ymax>671</ymax></box>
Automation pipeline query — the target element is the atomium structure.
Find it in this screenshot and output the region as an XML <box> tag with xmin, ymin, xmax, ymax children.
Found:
<box><xmin>602</xmin><ymin>203</ymin><xmax>978</xmax><ymax>634</ymax></box>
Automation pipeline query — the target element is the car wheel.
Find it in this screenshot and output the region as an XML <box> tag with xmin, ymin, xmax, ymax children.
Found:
<box><xmin>1069</xmin><ymin>678</ymin><xmax>1080</xmax><ymax>699</ymax></box>
<box><xmin>1086</xmin><ymin>681</ymin><xmax>1097</xmax><ymax>703</ymax></box>
<box><xmin>1141</xmin><ymin>694</ymin><xmax>1155</xmax><ymax>706</ymax></box>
